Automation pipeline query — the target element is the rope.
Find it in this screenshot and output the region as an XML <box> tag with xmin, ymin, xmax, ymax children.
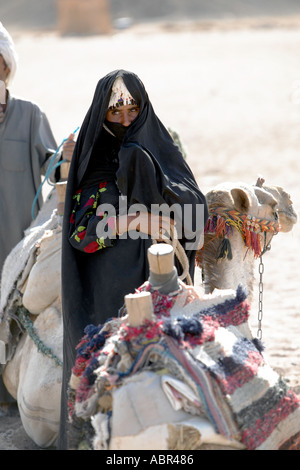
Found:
<box><xmin>152</xmin><ymin>224</ymin><xmax>192</xmax><ymax>285</ymax></box>
<box><xmin>31</xmin><ymin>126</ymin><xmax>79</xmax><ymax>220</ymax></box>
<box><xmin>16</xmin><ymin>306</ymin><xmax>63</xmax><ymax>368</ymax></box>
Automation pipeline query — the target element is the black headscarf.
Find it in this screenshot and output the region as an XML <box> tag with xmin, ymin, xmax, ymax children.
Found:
<box><xmin>59</xmin><ymin>70</ymin><xmax>208</xmax><ymax>449</ymax></box>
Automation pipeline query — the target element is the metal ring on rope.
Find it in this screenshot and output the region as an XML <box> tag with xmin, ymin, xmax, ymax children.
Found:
<box><xmin>152</xmin><ymin>224</ymin><xmax>192</xmax><ymax>285</ymax></box>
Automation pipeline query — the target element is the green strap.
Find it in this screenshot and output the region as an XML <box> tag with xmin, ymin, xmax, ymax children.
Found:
<box><xmin>17</xmin><ymin>306</ymin><xmax>63</xmax><ymax>367</ymax></box>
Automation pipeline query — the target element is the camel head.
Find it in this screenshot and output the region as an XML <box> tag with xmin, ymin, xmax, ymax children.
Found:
<box><xmin>205</xmin><ymin>181</ymin><xmax>280</xmax><ymax>250</ymax></box>
<box><xmin>197</xmin><ymin>182</ymin><xmax>280</xmax><ymax>297</ymax></box>
<box><xmin>254</xmin><ymin>177</ymin><xmax>298</xmax><ymax>233</ymax></box>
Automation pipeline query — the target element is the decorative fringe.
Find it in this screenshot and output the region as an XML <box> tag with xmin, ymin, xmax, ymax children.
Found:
<box><xmin>216</xmin><ymin>237</ymin><xmax>232</xmax><ymax>260</ymax></box>
<box><xmin>162</xmin><ymin>316</ymin><xmax>203</xmax><ymax>342</ymax></box>
<box><xmin>198</xmin><ymin>208</ymin><xmax>279</xmax><ymax>262</ymax></box>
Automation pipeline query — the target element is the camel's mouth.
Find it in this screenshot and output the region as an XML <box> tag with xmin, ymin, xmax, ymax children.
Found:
<box><xmin>276</xmin><ymin>208</ymin><xmax>298</xmax><ymax>233</ymax></box>
<box><xmin>278</xmin><ymin>208</ymin><xmax>298</xmax><ymax>223</ymax></box>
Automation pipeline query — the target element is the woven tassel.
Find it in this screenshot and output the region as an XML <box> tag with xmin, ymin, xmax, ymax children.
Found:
<box><xmin>216</xmin><ymin>216</ymin><xmax>227</xmax><ymax>237</ymax></box>
<box><xmin>217</xmin><ymin>237</ymin><xmax>232</xmax><ymax>260</ymax></box>
<box><xmin>243</xmin><ymin>226</ymin><xmax>252</xmax><ymax>250</ymax></box>
<box><xmin>205</xmin><ymin>215</ymin><xmax>217</xmax><ymax>233</ymax></box>
<box><xmin>251</xmin><ymin>232</ymin><xmax>261</xmax><ymax>257</ymax></box>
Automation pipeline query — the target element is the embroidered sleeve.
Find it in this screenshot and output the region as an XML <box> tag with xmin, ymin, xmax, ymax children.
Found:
<box><xmin>69</xmin><ymin>182</ymin><xmax>115</xmax><ymax>253</ymax></box>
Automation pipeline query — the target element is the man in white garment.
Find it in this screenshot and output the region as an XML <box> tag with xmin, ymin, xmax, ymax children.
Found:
<box><xmin>0</xmin><ymin>21</ymin><xmax>74</xmax><ymax>408</ymax></box>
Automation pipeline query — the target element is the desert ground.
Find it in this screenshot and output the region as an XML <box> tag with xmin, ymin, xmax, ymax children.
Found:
<box><xmin>0</xmin><ymin>16</ymin><xmax>300</xmax><ymax>450</ymax></box>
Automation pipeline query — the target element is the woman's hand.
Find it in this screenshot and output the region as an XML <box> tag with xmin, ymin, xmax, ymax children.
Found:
<box><xmin>117</xmin><ymin>212</ymin><xmax>174</xmax><ymax>239</ymax></box>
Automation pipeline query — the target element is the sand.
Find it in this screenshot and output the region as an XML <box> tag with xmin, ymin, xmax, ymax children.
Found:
<box><xmin>0</xmin><ymin>18</ymin><xmax>299</xmax><ymax>449</ymax></box>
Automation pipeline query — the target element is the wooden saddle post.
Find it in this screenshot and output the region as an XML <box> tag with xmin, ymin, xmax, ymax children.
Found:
<box><xmin>125</xmin><ymin>244</ymin><xmax>180</xmax><ymax>327</ymax></box>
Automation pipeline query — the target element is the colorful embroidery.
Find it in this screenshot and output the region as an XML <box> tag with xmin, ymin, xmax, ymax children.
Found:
<box><xmin>69</xmin><ymin>181</ymin><xmax>113</xmax><ymax>253</ymax></box>
<box><xmin>84</xmin><ymin>238</ymin><xmax>106</xmax><ymax>253</ymax></box>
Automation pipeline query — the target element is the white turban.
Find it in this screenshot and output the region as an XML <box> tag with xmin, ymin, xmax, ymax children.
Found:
<box><xmin>0</xmin><ymin>22</ymin><xmax>18</xmax><ymax>85</ymax></box>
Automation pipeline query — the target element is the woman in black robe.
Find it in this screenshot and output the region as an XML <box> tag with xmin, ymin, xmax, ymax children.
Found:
<box><xmin>59</xmin><ymin>69</ymin><xmax>208</xmax><ymax>448</ymax></box>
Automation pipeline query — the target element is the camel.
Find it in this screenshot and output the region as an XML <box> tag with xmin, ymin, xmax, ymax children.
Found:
<box><xmin>0</xmin><ymin>181</ymin><xmax>66</xmax><ymax>448</ymax></box>
<box><xmin>1</xmin><ymin>223</ymin><xmax>63</xmax><ymax>448</ymax></box>
<box><xmin>197</xmin><ymin>178</ymin><xmax>298</xmax><ymax>302</ymax></box>
<box><xmin>68</xmin><ymin>244</ymin><xmax>300</xmax><ymax>450</ymax></box>
<box><xmin>0</xmin><ymin>176</ymin><xmax>297</xmax><ymax>448</ymax></box>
